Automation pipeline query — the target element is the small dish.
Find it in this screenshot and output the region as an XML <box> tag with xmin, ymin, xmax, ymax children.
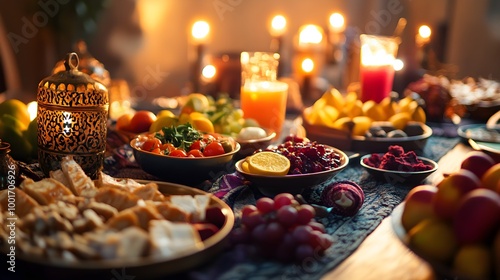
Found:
<box><xmin>130</xmin><ymin>138</ymin><xmax>241</xmax><ymax>185</ymax></box>
<box><xmin>457</xmin><ymin>123</ymin><xmax>500</xmax><ymax>143</ymax></box>
<box><xmin>360</xmin><ymin>154</ymin><xmax>438</xmax><ymax>185</ymax></box>
<box><xmin>235</xmin><ymin>128</ymin><xmax>276</xmax><ymax>159</ymax></box>
<box><xmin>235</xmin><ymin>146</ymin><xmax>349</xmax><ymax>196</ymax></box>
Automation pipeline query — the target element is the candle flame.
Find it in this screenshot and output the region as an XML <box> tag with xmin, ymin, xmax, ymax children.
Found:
<box><xmin>298</xmin><ymin>24</ymin><xmax>323</xmax><ymax>44</ymax></box>
<box><xmin>329</xmin><ymin>12</ymin><xmax>345</xmax><ymax>32</ymax></box>
<box><xmin>27</xmin><ymin>101</ymin><xmax>37</xmax><ymax>121</ymax></box>
<box><xmin>361</xmin><ymin>36</ymin><xmax>398</xmax><ymax>66</ymax></box>
<box><xmin>418</xmin><ymin>25</ymin><xmax>431</xmax><ymax>39</ymax></box>
<box><xmin>393</xmin><ymin>59</ymin><xmax>404</xmax><ymax>71</ymax></box>
<box><xmin>301</xmin><ymin>58</ymin><xmax>314</xmax><ymax>73</ymax></box>
<box><xmin>202</xmin><ymin>64</ymin><xmax>216</xmax><ymax>80</ymax></box>
<box><xmin>270</xmin><ymin>15</ymin><xmax>287</xmax><ymax>36</ymax></box>
<box><xmin>192</xmin><ymin>20</ymin><xmax>210</xmax><ymax>41</ymax></box>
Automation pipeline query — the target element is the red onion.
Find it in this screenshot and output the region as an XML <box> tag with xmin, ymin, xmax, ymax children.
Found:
<box><xmin>320</xmin><ymin>180</ymin><xmax>365</xmax><ymax>216</ymax></box>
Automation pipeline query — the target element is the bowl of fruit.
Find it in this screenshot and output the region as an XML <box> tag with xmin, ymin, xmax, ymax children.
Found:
<box><xmin>302</xmin><ymin>89</ymin><xmax>432</xmax><ymax>154</ymax></box>
<box><xmin>235</xmin><ymin>136</ymin><xmax>349</xmax><ymax>196</ymax></box>
<box><xmin>131</xmin><ymin>123</ymin><xmax>240</xmax><ymax>185</ymax></box>
<box><xmin>360</xmin><ymin>145</ymin><xmax>438</xmax><ymax>185</ymax></box>
<box><xmin>392</xmin><ymin>151</ymin><xmax>500</xmax><ymax>280</ymax></box>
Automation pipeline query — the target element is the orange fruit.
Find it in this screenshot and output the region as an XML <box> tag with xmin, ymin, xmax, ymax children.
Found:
<box><xmin>128</xmin><ymin>111</ymin><xmax>157</xmax><ymax>133</ymax></box>
<box><xmin>116</xmin><ymin>113</ymin><xmax>134</xmax><ymax>131</ymax></box>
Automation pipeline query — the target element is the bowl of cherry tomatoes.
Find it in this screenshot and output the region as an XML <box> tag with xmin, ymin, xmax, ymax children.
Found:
<box><xmin>130</xmin><ymin>123</ymin><xmax>240</xmax><ymax>185</ymax></box>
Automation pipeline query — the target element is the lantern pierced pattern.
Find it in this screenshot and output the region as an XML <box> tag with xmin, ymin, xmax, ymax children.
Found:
<box><xmin>37</xmin><ymin>52</ymin><xmax>109</xmax><ymax>179</ymax></box>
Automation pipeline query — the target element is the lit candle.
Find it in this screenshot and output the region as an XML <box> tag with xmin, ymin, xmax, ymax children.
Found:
<box><xmin>191</xmin><ymin>20</ymin><xmax>210</xmax><ymax>92</ymax></box>
<box><xmin>301</xmin><ymin>58</ymin><xmax>314</xmax><ymax>100</ymax></box>
<box><xmin>359</xmin><ymin>34</ymin><xmax>399</xmax><ymax>103</ymax></box>
<box><xmin>416</xmin><ymin>25</ymin><xmax>431</xmax><ymax>46</ymax></box>
<box><xmin>269</xmin><ymin>14</ymin><xmax>287</xmax><ymax>77</ymax></box>
<box><xmin>298</xmin><ymin>24</ymin><xmax>324</xmax><ymax>52</ymax></box>
<box><xmin>328</xmin><ymin>12</ymin><xmax>345</xmax><ymax>42</ymax></box>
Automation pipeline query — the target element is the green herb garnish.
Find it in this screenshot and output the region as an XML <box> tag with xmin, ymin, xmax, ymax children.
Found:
<box><xmin>155</xmin><ymin>123</ymin><xmax>203</xmax><ymax>151</ymax></box>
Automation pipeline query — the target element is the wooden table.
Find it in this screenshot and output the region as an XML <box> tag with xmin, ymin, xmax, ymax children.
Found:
<box><xmin>322</xmin><ymin>142</ymin><xmax>473</xmax><ymax>280</ymax></box>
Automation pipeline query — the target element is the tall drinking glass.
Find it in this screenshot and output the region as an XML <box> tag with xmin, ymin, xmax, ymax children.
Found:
<box><xmin>240</xmin><ymin>52</ymin><xmax>288</xmax><ymax>138</ymax></box>
<box><xmin>359</xmin><ymin>34</ymin><xmax>399</xmax><ymax>103</ymax></box>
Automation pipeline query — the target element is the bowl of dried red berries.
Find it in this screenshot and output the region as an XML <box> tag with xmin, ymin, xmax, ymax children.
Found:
<box><xmin>235</xmin><ymin>136</ymin><xmax>349</xmax><ymax>196</ymax></box>
<box><xmin>360</xmin><ymin>145</ymin><xmax>438</xmax><ymax>185</ymax></box>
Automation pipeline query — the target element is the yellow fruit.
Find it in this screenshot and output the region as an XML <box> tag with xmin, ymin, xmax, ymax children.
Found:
<box><xmin>352</xmin><ymin>116</ymin><xmax>372</xmax><ymax>136</ymax></box>
<box><xmin>246</xmin><ymin>151</ymin><xmax>290</xmax><ymax>176</ymax></box>
<box><xmin>408</xmin><ymin>219</ymin><xmax>458</xmax><ymax>263</ymax></box>
<box><xmin>332</xmin><ymin>117</ymin><xmax>354</xmax><ymax>132</ymax></box>
<box><xmin>344</xmin><ymin>99</ymin><xmax>363</xmax><ymax>118</ymax></box>
<box><xmin>178</xmin><ymin>113</ymin><xmax>191</xmax><ymax>125</ymax></box>
<box><xmin>379</xmin><ymin>96</ymin><xmax>396</xmax><ymax>119</ymax></box>
<box><xmin>1</xmin><ymin>113</ymin><xmax>27</xmax><ymax>131</ymax></box>
<box><xmin>389</xmin><ymin>112</ymin><xmax>411</xmax><ymax>130</ymax></box>
<box><xmin>149</xmin><ymin>116</ymin><xmax>178</xmax><ymax>133</ymax></box>
<box><xmin>481</xmin><ymin>163</ymin><xmax>500</xmax><ymax>191</ymax></box>
<box><xmin>303</xmin><ymin>106</ymin><xmax>318</xmax><ymax>124</ymax></box>
<box><xmin>362</xmin><ymin>100</ymin><xmax>385</xmax><ymax>121</ymax></box>
<box><xmin>241</xmin><ymin>161</ymin><xmax>250</xmax><ymax>173</ymax></box>
<box><xmin>411</xmin><ymin>106</ymin><xmax>426</xmax><ymax>123</ymax></box>
<box><xmin>320</xmin><ymin>88</ymin><xmax>345</xmax><ymax>110</ymax></box>
<box><xmin>0</xmin><ymin>99</ymin><xmax>30</xmax><ymax>128</ymax></box>
<box><xmin>312</xmin><ymin>98</ymin><xmax>326</xmax><ymax>110</ymax></box>
<box><xmin>191</xmin><ymin>117</ymin><xmax>214</xmax><ymax>133</ymax></box>
<box><xmin>156</xmin><ymin>109</ymin><xmax>175</xmax><ymax>119</ymax></box>
<box><xmin>397</xmin><ymin>96</ymin><xmax>413</xmax><ymax>112</ymax></box>
<box><xmin>344</xmin><ymin>91</ymin><xmax>358</xmax><ymax>105</ymax></box>
<box><xmin>453</xmin><ymin>244</ymin><xmax>492</xmax><ymax>280</ymax></box>
<box><xmin>181</xmin><ymin>93</ymin><xmax>210</xmax><ymax>114</ymax></box>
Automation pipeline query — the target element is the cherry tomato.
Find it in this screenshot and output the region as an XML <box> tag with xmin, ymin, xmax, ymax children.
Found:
<box><xmin>141</xmin><ymin>138</ymin><xmax>161</xmax><ymax>152</ymax></box>
<box><xmin>202</xmin><ymin>134</ymin><xmax>217</xmax><ymax>144</ymax></box>
<box><xmin>161</xmin><ymin>143</ymin><xmax>176</xmax><ymax>153</ymax></box>
<box><xmin>203</xmin><ymin>142</ymin><xmax>225</xmax><ymax>157</ymax></box>
<box><xmin>151</xmin><ymin>148</ymin><xmax>161</xmax><ymax>154</ymax></box>
<box><xmin>187</xmin><ymin>149</ymin><xmax>204</xmax><ymax>157</ymax></box>
<box><xmin>190</xmin><ymin>140</ymin><xmax>205</xmax><ymax>152</ymax></box>
<box><xmin>169</xmin><ymin>149</ymin><xmax>188</xmax><ymax>157</ymax></box>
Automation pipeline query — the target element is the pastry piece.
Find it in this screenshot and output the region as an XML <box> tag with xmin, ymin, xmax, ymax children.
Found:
<box><xmin>49</xmin><ymin>169</ymin><xmax>71</xmax><ymax>188</ymax></box>
<box><xmin>149</xmin><ymin>219</ymin><xmax>202</xmax><ymax>258</ymax></box>
<box><xmin>60</xmin><ymin>156</ymin><xmax>97</xmax><ymax>198</ymax></box>
<box><xmin>97</xmin><ymin>172</ymin><xmax>163</xmax><ymax>201</ymax></box>
<box><xmin>169</xmin><ymin>195</ymin><xmax>211</xmax><ymax>222</ymax></box>
<box><xmin>106</xmin><ymin>209</ymin><xmax>140</xmax><ymax>231</ymax></box>
<box><xmin>94</xmin><ymin>187</ymin><xmax>139</xmax><ymax>211</ymax></box>
<box><xmin>115</xmin><ymin>226</ymin><xmax>150</xmax><ymax>259</ymax></box>
<box><xmin>150</xmin><ymin>201</ymin><xmax>190</xmax><ymax>222</ymax></box>
<box><xmin>0</xmin><ymin>188</ymin><xmax>39</xmax><ymax>218</ymax></box>
<box><xmin>21</xmin><ymin>178</ymin><xmax>73</xmax><ymax>205</ymax></box>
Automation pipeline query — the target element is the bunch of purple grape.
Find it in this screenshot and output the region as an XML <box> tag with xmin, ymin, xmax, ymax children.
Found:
<box><xmin>265</xmin><ymin>136</ymin><xmax>342</xmax><ymax>174</ymax></box>
<box><xmin>230</xmin><ymin>193</ymin><xmax>334</xmax><ymax>263</ymax></box>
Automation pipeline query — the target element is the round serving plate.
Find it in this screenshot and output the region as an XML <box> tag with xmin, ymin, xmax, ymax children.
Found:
<box><xmin>0</xmin><ymin>181</ymin><xmax>234</xmax><ymax>280</ymax></box>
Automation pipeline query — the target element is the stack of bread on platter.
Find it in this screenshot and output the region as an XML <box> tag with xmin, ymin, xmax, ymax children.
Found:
<box><xmin>0</xmin><ymin>156</ymin><xmax>213</xmax><ymax>262</ymax></box>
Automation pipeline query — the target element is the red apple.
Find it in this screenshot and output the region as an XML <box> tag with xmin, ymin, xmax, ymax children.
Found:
<box><xmin>128</xmin><ymin>110</ymin><xmax>157</xmax><ymax>133</ymax></box>
<box><xmin>434</xmin><ymin>169</ymin><xmax>481</xmax><ymax>219</ymax></box>
<box><xmin>453</xmin><ymin>188</ymin><xmax>500</xmax><ymax>244</ymax></box>
<box><xmin>401</xmin><ymin>185</ymin><xmax>438</xmax><ymax>232</ymax></box>
<box><xmin>461</xmin><ymin>151</ymin><xmax>496</xmax><ymax>180</ymax></box>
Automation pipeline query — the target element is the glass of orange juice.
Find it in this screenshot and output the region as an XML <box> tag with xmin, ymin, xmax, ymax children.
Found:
<box><xmin>240</xmin><ymin>52</ymin><xmax>288</xmax><ymax>138</ymax></box>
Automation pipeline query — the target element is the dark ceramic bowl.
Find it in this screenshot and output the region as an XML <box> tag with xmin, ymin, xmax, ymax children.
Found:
<box><xmin>360</xmin><ymin>154</ymin><xmax>438</xmax><ymax>185</ymax></box>
<box><xmin>235</xmin><ymin>146</ymin><xmax>349</xmax><ymax>196</ymax></box>
<box><xmin>130</xmin><ymin>137</ymin><xmax>240</xmax><ymax>185</ymax></box>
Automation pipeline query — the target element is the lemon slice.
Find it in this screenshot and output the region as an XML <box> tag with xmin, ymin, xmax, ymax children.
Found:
<box><xmin>246</xmin><ymin>152</ymin><xmax>290</xmax><ymax>176</ymax></box>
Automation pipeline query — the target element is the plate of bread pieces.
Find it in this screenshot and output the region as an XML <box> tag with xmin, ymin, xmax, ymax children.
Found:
<box><xmin>0</xmin><ymin>156</ymin><xmax>234</xmax><ymax>279</ymax></box>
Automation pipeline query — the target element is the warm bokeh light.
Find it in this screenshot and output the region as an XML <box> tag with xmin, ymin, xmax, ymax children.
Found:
<box><xmin>202</xmin><ymin>64</ymin><xmax>216</xmax><ymax>80</ymax></box>
<box><xmin>298</xmin><ymin>24</ymin><xmax>324</xmax><ymax>44</ymax></box>
<box><xmin>191</xmin><ymin>20</ymin><xmax>210</xmax><ymax>41</ymax></box>
<box><xmin>301</xmin><ymin>58</ymin><xmax>314</xmax><ymax>73</ymax></box>
<box><xmin>27</xmin><ymin>101</ymin><xmax>37</xmax><ymax>121</ymax></box>
<box><xmin>270</xmin><ymin>15</ymin><xmax>287</xmax><ymax>36</ymax></box>
<box><xmin>418</xmin><ymin>25</ymin><xmax>431</xmax><ymax>39</ymax></box>
<box><xmin>329</xmin><ymin>12</ymin><xmax>345</xmax><ymax>32</ymax></box>
<box><xmin>393</xmin><ymin>59</ymin><xmax>404</xmax><ymax>71</ymax></box>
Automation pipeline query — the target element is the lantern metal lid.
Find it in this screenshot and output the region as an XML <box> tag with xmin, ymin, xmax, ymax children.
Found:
<box><xmin>52</xmin><ymin>41</ymin><xmax>111</xmax><ymax>87</ymax></box>
<box><xmin>37</xmin><ymin>52</ymin><xmax>109</xmax><ymax>179</ymax></box>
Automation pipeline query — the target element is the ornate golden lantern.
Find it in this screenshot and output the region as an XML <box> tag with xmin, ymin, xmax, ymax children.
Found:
<box><xmin>37</xmin><ymin>52</ymin><xmax>109</xmax><ymax>179</ymax></box>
